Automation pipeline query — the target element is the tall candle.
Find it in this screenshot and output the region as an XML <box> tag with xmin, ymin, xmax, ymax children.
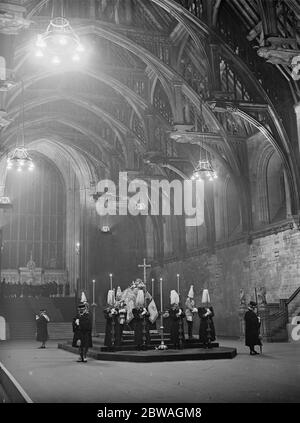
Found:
<box><xmin>160</xmin><ymin>278</ymin><xmax>163</xmax><ymax>313</ymax></box>
<box><xmin>92</xmin><ymin>279</ymin><xmax>95</xmax><ymax>304</ymax></box>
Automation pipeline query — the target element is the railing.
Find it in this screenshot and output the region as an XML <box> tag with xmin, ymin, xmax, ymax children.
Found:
<box><xmin>262</xmin><ymin>304</ymin><xmax>288</xmax><ymax>341</ymax></box>
<box><xmin>261</xmin><ymin>287</ymin><xmax>300</xmax><ymax>341</ymax></box>
<box><xmin>285</xmin><ymin>286</ymin><xmax>300</xmax><ymax>320</ymax></box>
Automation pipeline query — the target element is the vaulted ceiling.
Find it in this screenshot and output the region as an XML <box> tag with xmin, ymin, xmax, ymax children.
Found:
<box><xmin>0</xmin><ymin>0</ymin><xmax>299</xmax><ymax>216</ymax></box>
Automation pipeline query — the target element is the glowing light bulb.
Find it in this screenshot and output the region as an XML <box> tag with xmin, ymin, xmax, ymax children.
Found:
<box><xmin>72</xmin><ymin>54</ymin><xmax>80</xmax><ymax>62</ymax></box>
<box><xmin>19</xmin><ymin>160</ymin><xmax>24</xmax><ymax>167</ymax></box>
<box><xmin>36</xmin><ymin>36</ymin><xmax>46</xmax><ymax>48</ymax></box>
<box><xmin>59</xmin><ymin>36</ymin><xmax>68</xmax><ymax>45</ymax></box>
<box><xmin>17</xmin><ymin>167</ymin><xmax>22</xmax><ymax>172</ymax></box>
<box><xmin>76</xmin><ymin>44</ymin><xmax>84</xmax><ymax>52</ymax></box>
<box><xmin>35</xmin><ymin>50</ymin><xmax>44</xmax><ymax>58</ymax></box>
<box><xmin>52</xmin><ymin>56</ymin><xmax>61</xmax><ymax>65</ymax></box>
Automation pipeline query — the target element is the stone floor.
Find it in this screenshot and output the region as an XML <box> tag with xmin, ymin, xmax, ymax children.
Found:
<box><xmin>0</xmin><ymin>339</ymin><xmax>299</xmax><ymax>403</ymax></box>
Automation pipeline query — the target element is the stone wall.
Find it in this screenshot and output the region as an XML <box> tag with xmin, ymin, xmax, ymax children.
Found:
<box><xmin>151</xmin><ymin>227</ymin><xmax>300</xmax><ymax>338</ymax></box>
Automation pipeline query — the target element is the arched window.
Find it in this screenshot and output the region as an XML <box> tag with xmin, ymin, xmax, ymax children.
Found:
<box><xmin>225</xmin><ymin>177</ymin><xmax>241</xmax><ymax>238</ymax></box>
<box><xmin>266</xmin><ymin>152</ymin><xmax>286</xmax><ymax>223</ymax></box>
<box><xmin>2</xmin><ymin>156</ymin><xmax>66</xmax><ymax>269</ymax></box>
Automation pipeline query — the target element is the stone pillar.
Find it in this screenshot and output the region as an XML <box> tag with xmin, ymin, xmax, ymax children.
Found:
<box><xmin>124</xmin><ymin>0</ymin><xmax>133</xmax><ymax>25</ymax></box>
<box><xmin>144</xmin><ymin>111</ymin><xmax>156</xmax><ymax>151</ymax></box>
<box><xmin>238</xmin><ymin>305</ymin><xmax>247</xmax><ymax>340</ymax></box>
<box><xmin>89</xmin><ymin>0</ymin><xmax>96</xmax><ymax>18</ymax></box>
<box><xmin>259</xmin><ymin>304</ymin><xmax>268</xmax><ymax>341</ymax></box>
<box><xmin>173</xmin><ymin>82</ymin><xmax>184</xmax><ymax>124</ymax></box>
<box><xmin>257</xmin><ymin>0</ymin><xmax>278</xmax><ymax>38</ymax></box>
<box><xmin>283</xmin><ymin>169</ymin><xmax>292</xmax><ymax>217</ymax></box>
<box><xmin>65</xmin><ymin>173</ymin><xmax>80</xmax><ymax>295</ymax></box>
<box><xmin>208</xmin><ymin>44</ymin><xmax>221</xmax><ymax>92</ymax></box>
<box><xmin>79</xmin><ymin>187</ymin><xmax>94</xmax><ymax>293</ymax></box>
<box><xmin>294</xmin><ymin>102</ymin><xmax>300</xmax><ymax>155</ymax></box>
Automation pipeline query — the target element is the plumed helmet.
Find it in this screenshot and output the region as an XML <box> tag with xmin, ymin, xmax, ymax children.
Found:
<box><xmin>107</xmin><ymin>289</ymin><xmax>115</xmax><ymax>306</ymax></box>
<box><xmin>187</xmin><ymin>285</ymin><xmax>194</xmax><ymax>299</ymax></box>
<box><xmin>201</xmin><ymin>289</ymin><xmax>210</xmax><ymax>304</ymax></box>
<box><xmin>170</xmin><ymin>290</ymin><xmax>180</xmax><ymax>305</ymax></box>
<box><xmin>116</xmin><ymin>286</ymin><xmax>122</xmax><ymax>300</ymax></box>
<box><xmin>136</xmin><ymin>289</ymin><xmax>145</xmax><ymax>307</ymax></box>
<box><xmin>80</xmin><ymin>291</ymin><xmax>88</xmax><ymax>303</ymax></box>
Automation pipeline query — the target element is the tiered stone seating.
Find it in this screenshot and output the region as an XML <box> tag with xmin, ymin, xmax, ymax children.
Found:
<box><xmin>0</xmin><ymin>297</ymin><xmax>75</xmax><ymax>340</ymax></box>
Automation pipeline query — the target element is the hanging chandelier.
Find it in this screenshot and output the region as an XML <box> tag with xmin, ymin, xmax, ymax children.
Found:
<box><xmin>34</xmin><ymin>1</ymin><xmax>85</xmax><ymax>65</ymax></box>
<box><xmin>191</xmin><ymin>158</ymin><xmax>217</xmax><ymax>181</ymax></box>
<box><xmin>7</xmin><ymin>147</ymin><xmax>34</xmax><ymax>172</ymax></box>
<box><xmin>191</xmin><ymin>138</ymin><xmax>217</xmax><ymax>182</ymax></box>
<box><xmin>7</xmin><ymin>82</ymin><xmax>34</xmax><ymax>172</ymax></box>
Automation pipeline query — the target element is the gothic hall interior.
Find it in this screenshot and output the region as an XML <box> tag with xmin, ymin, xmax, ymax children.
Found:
<box><xmin>0</xmin><ymin>0</ymin><xmax>300</xmax><ymax>405</ymax></box>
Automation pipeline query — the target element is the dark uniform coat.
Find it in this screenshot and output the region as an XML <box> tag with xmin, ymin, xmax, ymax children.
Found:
<box><xmin>103</xmin><ymin>307</ymin><xmax>123</xmax><ymax>347</ymax></box>
<box><xmin>36</xmin><ymin>314</ymin><xmax>49</xmax><ymax>342</ymax></box>
<box><xmin>132</xmin><ymin>307</ymin><xmax>151</xmax><ymax>348</ymax></box>
<box><xmin>198</xmin><ymin>306</ymin><xmax>216</xmax><ymax>343</ymax></box>
<box><xmin>244</xmin><ymin>308</ymin><xmax>261</xmax><ymax>347</ymax></box>
<box><xmin>74</xmin><ymin>313</ymin><xmax>93</xmax><ymax>348</ymax></box>
<box><xmin>168</xmin><ymin>307</ymin><xmax>185</xmax><ymax>347</ymax></box>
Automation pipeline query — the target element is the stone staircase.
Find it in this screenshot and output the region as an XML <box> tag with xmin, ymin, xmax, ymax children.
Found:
<box><xmin>62</xmin><ymin>330</ymin><xmax>219</xmax><ymax>353</ymax></box>
<box><xmin>286</xmin><ymin>290</ymin><xmax>300</xmax><ymax>342</ymax></box>
<box><xmin>0</xmin><ymin>297</ymin><xmax>75</xmax><ymax>340</ymax></box>
<box><xmin>26</xmin><ymin>297</ymin><xmax>63</xmax><ymax>322</ymax></box>
<box><xmin>6</xmin><ymin>321</ymin><xmax>73</xmax><ymax>340</ymax></box>
<box><xmin>8</xmin><ymin>322</ymin><xmax>36</xmax><ymax>339</ymax></box>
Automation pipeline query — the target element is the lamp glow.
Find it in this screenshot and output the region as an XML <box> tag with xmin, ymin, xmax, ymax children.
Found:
<box><xmin>35</xmin><ymin>50</ymin><xmax>44</xmax><ymax>58</ymax></box>
<box><xmin>72</xmin><ymin>54</ymin><xmax>80</xmax><ymax>62</ymax></box>
<box><xmin>52</xmin><ymin>56</ymin><xmax>60</xmax><ymax>64</ymax></box>
<box><xmin>34</xmin><ymin>17</ymin><xmax>86</xmax><ymax>66</ymax></box>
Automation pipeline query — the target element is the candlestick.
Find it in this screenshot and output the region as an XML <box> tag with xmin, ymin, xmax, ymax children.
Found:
<box><xmin>177</xmin><ymin>274</ymin><xmax>180</xmax><ymax>296</ymax></box>
<box><xmin>160</xmin><ymin>278</ymin><xmax>163</xmax><ymax>313</ymax></box>
<box><xmin>151</xmin><ymin>278</ymin><xmax>154</xmax><ymax>298</ymax></box>
<box><xmin>156</xmin><ymin>277</ymin><xmax>167</xmax><ymax>350</ymax></box>
<box><xmin>91</xmin><ymin>279</ymin><xmax>97</xmax><ymax>337</ymax></box>
<box><xmin>109</xmin><ymin>273</ymin><xmax>113</xmax><ymax>291</ymax></box>
<box><xmin>92</xmin><ymin>279</ymin><xmax>95</xmax><ymax>304</ymax></box>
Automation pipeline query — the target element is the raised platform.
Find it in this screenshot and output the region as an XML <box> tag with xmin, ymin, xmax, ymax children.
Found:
<box><xmin>58</xmin><ymin>338</ymin><xmax>237</xmax><ymax>362</ymax></box>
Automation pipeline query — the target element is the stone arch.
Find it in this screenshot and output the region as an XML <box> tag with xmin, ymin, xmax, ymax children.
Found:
<box><xmin>0</xmin><ymin>316</ymin><xmax>6</xmax><ymax>340</ymax></box>
<box><xmin>266</xmin><ymin>152</ymin><xmax>287</xmax><ymax>223</ymax></box>
<box><xmin>254</xmin><ymin>143</ymin><xmax>287</xmax><ymax>226</ymax></box>
<box><xmin>224</xmin><ymin>174</ymin><xmax>242</xmax><ymax>238</ymax></box>
<box><xmin>0</xmin><ymin>136</ymin><xmax>97</xmax><ymax>293</ymax></box>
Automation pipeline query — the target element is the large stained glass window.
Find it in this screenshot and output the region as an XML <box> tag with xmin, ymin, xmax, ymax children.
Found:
<box><xmin>2</xmin><ymin>156</ymin><xmax>66</xmax><ymax>270</ymax></box>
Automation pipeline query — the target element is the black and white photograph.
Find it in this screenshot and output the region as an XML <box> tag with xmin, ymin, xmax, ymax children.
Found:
<box><xmin>0</xmin><ymin>0</ymin><xmax>299</xmax><ymax>416</ymax></box>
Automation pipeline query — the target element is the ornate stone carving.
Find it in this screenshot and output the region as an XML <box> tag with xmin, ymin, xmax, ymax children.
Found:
<box><xmin>257</xmin><ymin>37</ymin><xmax>300</xmax><ymax>80</ymax></box>
<box><xmin>0</xmin><ymin>109</ymin><xmax>11</xmax><ymax>127</ymax></box>
<box><xmin>239</xmin><ymin>289</ymin><xmax>246</xmax><ymax>306</ymax></box>
<box><xmin>0</xmin><ymin>3</ymin><xmax>31</xmax><ymax>34</ymax></box>
<box><xmin>291</xmin><ymin>55</ymin><xmax>300</xmax><ymax>81</ymax></box>
<box><xmin>258</xmin><ymin>286</ymin><xmax>267</xmax><ymax>305</ymax></box>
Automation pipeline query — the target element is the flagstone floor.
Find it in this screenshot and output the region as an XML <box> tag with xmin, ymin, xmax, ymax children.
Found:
<box><xmin>0</xmin><ymin>339</ymin><xmax>299</xmax><ymax>403</ymax></box>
